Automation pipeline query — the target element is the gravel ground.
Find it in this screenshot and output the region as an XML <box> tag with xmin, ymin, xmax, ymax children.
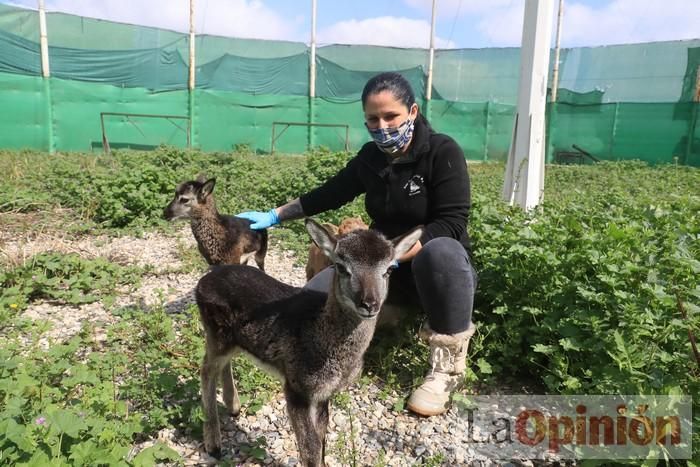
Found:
<box><xmin>1</xmin><ymin>213</ymin><xmax>568</xmax><ymax>467</ymax></box>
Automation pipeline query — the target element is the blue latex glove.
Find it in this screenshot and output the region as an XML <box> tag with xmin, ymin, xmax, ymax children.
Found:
<box><xmin>236</xmin><ymin>209</ymin><xmax>279</xmax><ymax>230</ymax></box>
<box><xmin>390</xmin><ymin>260</ymin><xmax>400</xmax><ymax>269</ymax></box>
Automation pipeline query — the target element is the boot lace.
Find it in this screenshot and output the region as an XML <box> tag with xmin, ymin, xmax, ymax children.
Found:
<box><xmin>428</xmin><ymin>346</ymin><xmax>454</xmax><ymax>376</ymax></box>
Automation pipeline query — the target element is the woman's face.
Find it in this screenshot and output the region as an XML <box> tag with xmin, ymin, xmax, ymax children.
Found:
<box><xmin>363</xmin><ymin>90</ymin><xmax>418</xmax><ymax>130</ymax></box>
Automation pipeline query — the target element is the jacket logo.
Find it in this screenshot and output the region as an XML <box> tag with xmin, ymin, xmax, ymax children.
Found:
<box><xmin>404</xmin><ymin>175</ymin><xmax>424</xmax><ymax>197</ymax></box>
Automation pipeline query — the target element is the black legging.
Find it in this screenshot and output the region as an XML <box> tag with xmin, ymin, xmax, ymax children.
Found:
<box><xmin>304</xmin><ymin>236</ymin><xmax>476</xmax><ymax>335</ymax></box>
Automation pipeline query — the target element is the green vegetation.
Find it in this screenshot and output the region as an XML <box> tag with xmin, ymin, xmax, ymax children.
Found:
<box><xmin>0</xmin><ymin>147</ymin><xmax>698</xmax><ymax>465</ymax></box>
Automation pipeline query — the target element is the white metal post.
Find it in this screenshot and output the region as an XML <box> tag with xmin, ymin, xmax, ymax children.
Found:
<box><xmin>189</xmin><ymin>0</ymin><xmax>195</xmax><ymax>90</ymax></box>
<box><xmin>551</xmin><ymin>0</ymin><xmax>564</xmax><ymax>102</ymax></box>
<box><xmin>310</xmin><ymin>0</ymin><xmax>317</xmax><ymax>98</ymax></box>
<box><xmin>188</xmin><ymin>0</ymin><xmax>196</xmax><ymax>148</ymax></box>
<box><xmin>503</xmin><ymin>0</ymin><xmax>554</xmax><ymax>210</ymax></box>
<box><xmin>38</xmin><ymin>0</ymin><xmax>55</xmax><ymax>153</ymax></box>
<box><xmin>38</xmin><ymin>0</ymin><xmax>50</xmax><ymax>77</ymax></box>
<box><xmin>425</xmin><ymin>0</ymin><xmax>436</xmax><ymax>101</ymax></box>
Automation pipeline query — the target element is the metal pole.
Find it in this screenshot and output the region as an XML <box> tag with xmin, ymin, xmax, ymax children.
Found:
<box><xmin>550</xmin><ymin>0</ymin><xmax>564</xmax><ymax>102</ymax></box>
<box><xmin>502</xmin><ymin>0</ymin><xmax>554</xmax><ymax>210</ymax></box>
<box><xmin>188</xmin><ymin>0</ymin><xmax>196</xmax><ymax>149</ymax></box>
<box><xmin>345</xmin><ymin>125</ymin><xmax>349</xmax><ymax>151</ymax></box>
<box><xmin>425</xmin><ymin>0</ymin><xmax>436</xmax><ymax>101</ymax></box>
<box><xmin>189</xmin><ymin>0</ymin><xmax>195</xmax><ymax>91</ymax></box>
<box><xmin>38</xmin><ymin>0</ymin><xmax>50</xmax><ymax>77</ymax></box>
<box><xmin>308</xmin><ymin>0</ymin><xmax>318</xmax><ymax>151</ymax></box>
<box><xmin>100</xmin><ymin>113</ymin><xmax>110</xmax><ymax>155</ymax></box>
<box><xmin>684</xmin><ymin>65</ymin><xmax>700</xmax><ymax>165</ymax></box>
<box><xmin>38</xmin><ymin>0</ymin><xmax>55</xmax><ymax>153</ymax></box>
<box><xmin>310</xmin><ymin>0</ymin><xmax>317</xmax><ymax>98</ymax></box>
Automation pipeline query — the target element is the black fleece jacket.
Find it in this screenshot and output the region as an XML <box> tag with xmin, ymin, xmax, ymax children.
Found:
<box><xmin>300</xmin><ymin>115</ymin><xmax>472</xmax><ymax>256</ymax></box>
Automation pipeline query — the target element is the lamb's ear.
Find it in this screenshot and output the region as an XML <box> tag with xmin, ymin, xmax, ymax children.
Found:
<box><xmin>306</xmin><ymin>217</ymin><xmax>337</xmax><ymax>259</ymax></box>
<box><xmin>391</xmin><ymin>227</ymin><xmax>423</xmax><ymax>261</ymax></box>
<box><xmin>199</xmin><ymin>178</ymin><xmax>216</xmax><ymax>200</ymax></box>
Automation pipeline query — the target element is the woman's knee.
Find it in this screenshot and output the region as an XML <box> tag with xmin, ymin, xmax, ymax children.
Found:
<box><xmin>412</xmin><ymin>237</ymin><xmax>467</xmax><ymax>271</ymax></box>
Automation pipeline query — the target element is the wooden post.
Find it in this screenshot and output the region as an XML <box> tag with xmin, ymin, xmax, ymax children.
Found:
<box><xmin>503</xmin><ymin>0</ymin><xmax>554</xmax><ymax>210</ymax></box>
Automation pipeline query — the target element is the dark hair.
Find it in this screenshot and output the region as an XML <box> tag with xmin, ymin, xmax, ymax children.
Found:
<box><xmin>361</xmin><ymin>72</ymin><xmax>416</xmax><ymax>110</ymax></box>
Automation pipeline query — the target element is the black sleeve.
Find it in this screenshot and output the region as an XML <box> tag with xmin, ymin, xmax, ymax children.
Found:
<box><xmin>420</xmin><ymin>139</ymin><xmax>471</xmax><ymax>245</ymax></box>
<box><xmin>299</xmin><ymin>156</ymin><xmax>366</xmax><ymax>216</ymax></box>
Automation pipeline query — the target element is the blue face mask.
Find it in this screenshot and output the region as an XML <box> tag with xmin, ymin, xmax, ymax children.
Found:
<box><xmin>366</xmin><ymin>117</ymin><xmax>415</xmax><ymax>154</ymax></box>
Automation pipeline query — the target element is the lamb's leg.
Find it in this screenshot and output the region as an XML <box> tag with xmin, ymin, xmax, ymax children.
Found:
<box><xmin>201</xmin><ymin>349</ymin><xmax>226</xmax><ymax>458</ymax></box>
<box><xmin>315</xmin><ymin>399</ymin><xmax>330</xmax><ymax>463</ymax></box>
<box><xmin>285</xmin><ymin>387</ymin><xmax>326</xmax><ymax>467</ymax></box>
<box><xmin>221</xmin><ymin>359</ymin><xmax>240</xmax><ymax>416</ymax></box>
<box><xmin>255</xmin><ymin>230</ymin><xmax>268</xmax><ymax>271</ymax></box>
<box><xmin>254</xmin><ymin>249</ymin><xmax>265</xmax><ymax>271</ymax></box>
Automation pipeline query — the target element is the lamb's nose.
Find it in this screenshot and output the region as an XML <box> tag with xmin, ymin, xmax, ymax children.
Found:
<box><xmin>360</xmin><ymin>299</ymin><xmax>379</xmax><ymax>313</ymax></box>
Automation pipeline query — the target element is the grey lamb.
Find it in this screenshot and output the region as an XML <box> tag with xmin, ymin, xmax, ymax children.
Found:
<box><xmin>195</xmin><ymin>218</ymin><xmax>422</xmax><ymax>466</ymax></box>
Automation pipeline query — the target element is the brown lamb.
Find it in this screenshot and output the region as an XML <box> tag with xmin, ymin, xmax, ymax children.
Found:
<box><xmin>164</xmin><ymin>176</ymin><xmax>267</xmax><ymax>269</ymax></box>
<box><xmin>305</xmin><ymin>217</ymin><xmax>368</xmax><ymax>280</ymax></box>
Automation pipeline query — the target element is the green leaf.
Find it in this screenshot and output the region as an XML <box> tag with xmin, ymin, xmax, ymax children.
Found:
<box><xmin>69</xmin><ymin>440</ymin><xmax>97</xmax><ymax>466</ymax></box>
<box><xmin>532</xmin><ymin>344</ymin><xmax>555</xmax><ymax>355</ymax></box>
<box><xmin>250</xmin><ymin>446</ymin><xmax>267</xmax><ymax>460</ymax></box>
<box><xmin>132</xmin><ymin>443</ymin><xmax>180</xmax><ymax>467</ymax></box>
<box><xmin>558</xmin><ymin>338</ymin><xmax>580</xmax><ymax>351</ymax></box>
<box><xmin>48</xmin><ymin>410</ymin><xmax>87</xmax><ymax>438</ymax></box>
<box><xmin>392</xmin><ymin>398</ymin><xmax>405</xmax><ymax>412</ymax></box>
<box><xmin>24</xmin><ymin>450</ymin><xmax>53</xmax><ymax>467</ymax></box>
<box><xmin>475</xmin><ymin>358</ymin><xmax>493</xmax><ymax>375</ymax></box>
<box><xmin>1</xmin><ymin>418</ymin><xmax>34</xmax><ymax>453</ymax></box>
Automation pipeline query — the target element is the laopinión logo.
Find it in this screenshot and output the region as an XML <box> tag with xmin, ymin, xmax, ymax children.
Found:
<box><xmin>451</xmin><ymin>395</ymin><xmax>692</xmax><ymax>461</ymax></box>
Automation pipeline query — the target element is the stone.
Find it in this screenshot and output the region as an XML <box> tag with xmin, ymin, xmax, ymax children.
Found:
<box><xmin>419</xmin><ymin>422</ymin><xmax>434</xmax><ymax>437</ymax></box>
<box><xmin>333</xmin><ymin>413</ymin><xmax>348</xmax><ymax>429</ymax></box>
<box><xmin>454</xmin><ymin>446</ymin><xmax>467</xmax><ymax>463</ymax></box>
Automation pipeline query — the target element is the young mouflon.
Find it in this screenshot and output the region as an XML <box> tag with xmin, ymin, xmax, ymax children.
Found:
<box><xmin>195</xmin><ymin>218</ymin><xmax>422</xmax><ymax>466</ymax></box>
<box><xmin>305</xmin><ymin>217</ymin><xmax>368</xmax><ymax>280</ymax></box>
<box><xmin>164</xmin><ymin>176</ymin><xmax>267</xmax><ymax>269</ymax></box>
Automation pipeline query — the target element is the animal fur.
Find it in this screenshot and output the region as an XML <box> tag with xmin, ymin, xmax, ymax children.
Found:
<box><xmin>164</xmin><ymin>176</ymin><xmax>268</xmax><ymax>269</ymax></box>
<box><xmin>305</xmin><ymin>217</ymin><xmax>368</xmax><ymax>280</ymax></box>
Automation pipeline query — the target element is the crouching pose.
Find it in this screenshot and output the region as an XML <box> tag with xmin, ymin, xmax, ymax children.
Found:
<box><xmin>238</xmin><ymin>72</ymin><xmax>478</xmax><ymax>416</ymax></box>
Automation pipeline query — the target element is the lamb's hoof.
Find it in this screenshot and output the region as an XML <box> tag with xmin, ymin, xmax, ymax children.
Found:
<box><xmin>228</xmin><ymin>403</ymin><xmax>240</xmax><ymax>418</ymax></box>
<box><xmin>207</xmin><ymin>447</ymin><xmax>222</xmax><ymax>459</ymax></box>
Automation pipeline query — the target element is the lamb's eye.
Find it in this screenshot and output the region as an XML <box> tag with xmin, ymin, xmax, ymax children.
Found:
<box><xmin>336</xmin><ymin>263</ymin><xmax>350</xmax><ymax>276</ymax></box>
<box><xmin>179</xmin><ymin>197</ymin><xmax>191</xmax><ymax>204</ymax></box>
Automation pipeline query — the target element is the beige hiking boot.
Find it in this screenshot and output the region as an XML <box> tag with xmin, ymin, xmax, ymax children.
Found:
<box><xmin>406</xmin><ymin>322</ymin><xmax>476</xmax><ymax>417</ymax></box>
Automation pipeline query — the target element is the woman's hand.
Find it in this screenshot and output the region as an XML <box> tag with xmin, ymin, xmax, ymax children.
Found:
<box><xmin>236</xmin><ymin>209</ymin><xmax>279</xmax><ymax>230</ymax></box>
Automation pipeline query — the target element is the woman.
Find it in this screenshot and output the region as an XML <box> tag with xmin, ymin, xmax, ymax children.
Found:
<box><xmin>237</xmin><ymin>72</ymin><xmax>477</xmax><ymax>417</ymax></box>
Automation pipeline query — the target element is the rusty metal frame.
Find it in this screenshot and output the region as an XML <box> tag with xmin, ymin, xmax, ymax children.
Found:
<box><xmin>100</xmin><ymin>112</ymin><xmax>191</xmax><ymax>154</ymax></box>
<box><xmin>271</xmin><ymin>121</ymin><xmax>349</xmax><ymax>154</ymax></box>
